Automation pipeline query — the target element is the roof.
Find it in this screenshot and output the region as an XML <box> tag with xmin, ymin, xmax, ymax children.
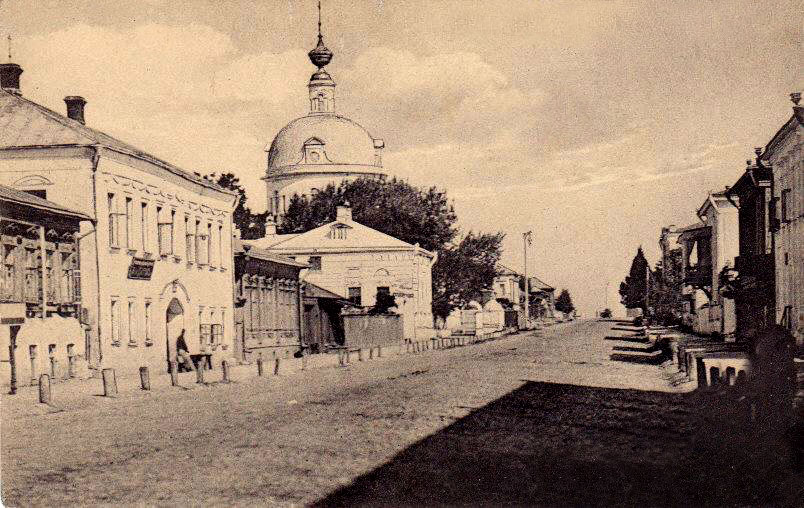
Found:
<box><xmin>249</xmin><ymin>215</ymin><xmax>436</xmax><ymax>258</ymax></box>
<box><xmin>0</xmin><ymin>183</ymin><xmax>92</xmax><ymax>220</ymax></box>
<box><xmin>697</xmin><ymin>190</ymin><xmax>735</xmax><ymax>218</ymax></box>
<box><xmin>266</xmin><ymin>113</ymin><xmax>381</xmax><ymax>171</ymax></box>
<box><xmin>528</xmin><ymin>276</ymin><xmax>554</xmax><ymax>291</ymax></box>
<box><xmin>304</xmin><ymin>281</ymin><xmax>348</xmax><ymax>301</ymax></box>
<box><xmin>0</xmin><ymin>89</ymin><xmax>234</xmax><ymax>196</ymax></box>
<box><xmin>496</xmin><ymin>263</ymin><xmax>521</xmax><ymax>277</ymax></box>
<box><xmin>233</xmin><ymin>237</ymin><xmax>308</xmax><ymax>268</ymax></box>
<box><xmin>761</xmin><ymin>105</ymin><xmax>803</xmax><ymax>161</ymax></box>
<box><xmin>676</xmin><ymin>221</ymin><xmax>707</xmax><ymax>233</ymax></box>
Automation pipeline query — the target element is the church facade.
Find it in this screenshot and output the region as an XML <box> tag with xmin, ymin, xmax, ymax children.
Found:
<box><xmin>263</xmin><ymin>14</ymin><xmax>387</xmax><ymax>219</ymax></box>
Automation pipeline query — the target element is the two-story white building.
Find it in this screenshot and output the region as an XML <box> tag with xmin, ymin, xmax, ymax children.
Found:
<box><xmin>249</xmin><ymin>205</ymin><xmax>435</xmax><ymax>340</ymax></box>
<box><xmin>0</xmin><ymin>63</ymin><xmax>238</xmax><ymax>376</ymax></box>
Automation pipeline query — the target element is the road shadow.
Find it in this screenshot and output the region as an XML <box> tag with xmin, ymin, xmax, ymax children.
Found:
<box><xmin>314</xmin><ymin>381</ymin><xmax>801</xmax><ymax>507</ymax></box>
<box><xmin>609</xmin><ymin>352</ymin><xmax>666</xmax><ymax>365</ymax></box>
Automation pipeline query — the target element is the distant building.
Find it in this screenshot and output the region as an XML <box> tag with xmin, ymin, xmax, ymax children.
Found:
<box><xmin>263</xmin><ymin>12</ymin><xmax>386</xmax><ymax>220</ymax></box>
<box><xmin>528</xmin><ymin>276</ymin><xmax>556</xmax><ymax>319</ymax></box>
<box><xmin>678</xmin><ymin>191</ymin><xmax>738</xmax><ymax>337</ymax></box>
<box><xmin>1</xmin><ymin>184</ymin><xmax>92</xmax><ymax>387</ymax></box>
<box><xmin>0</xmin><ymin>63</ymin><xmax>238</xmax><ymax>376</ymax></box>
<box><xmin>232</xmin><ymin>238</ymin><xmax>307</xmax><ymax>362</ymax></box>
<box><xmin>493</xmin><ymin>264</ymin><xmax>522</xmax><ymax>304</ymax></box>
<box><xmin>763</xmin><ymin>93</ymin><xmax>803</xmax><ymax>347</ymax></box>
<box><xmin>249</xmin><ymin>205</ymin><xmax>435</xmax><ymax>340</ymax></box>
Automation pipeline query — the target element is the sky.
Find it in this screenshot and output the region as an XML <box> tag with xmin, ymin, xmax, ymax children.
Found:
<box><xmin>1</xmin><ymin>0</ymin><xmax>800</xmax><ymax>316</ymax></box>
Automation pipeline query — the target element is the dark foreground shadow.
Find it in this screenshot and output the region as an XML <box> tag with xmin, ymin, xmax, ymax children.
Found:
<box><xmin>609</xmin><ymin>352</ymin><xmax>666</xmax><ymax>365</ymax></box>
<box><xmin>314</xmin><ymin>381</ymin><xmax>801</xmax><ymax>507</ymax></box>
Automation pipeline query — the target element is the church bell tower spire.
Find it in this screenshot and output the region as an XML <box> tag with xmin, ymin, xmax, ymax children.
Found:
<box><xmin>307</xmin><ymin>1</ymin><xmax>335</xmax><ymax>114</ymax></box>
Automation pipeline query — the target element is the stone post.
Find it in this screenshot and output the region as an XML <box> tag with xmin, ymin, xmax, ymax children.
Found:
<box><xmin>221</xmin><ymin>360</ymin><xmax>230</xmax><ymax>382</ymax></box>
<box><xmin>169</xmin><ymin>361</ymin><xmax>179</xmax><ymax>386</ymax></box>
<box><xmin>38</xmin><ymin>374</ymin><xmax>51</xmax><ymax>404</ymax></box>
<box><xmin>274</xmin><ymin>358</ymin><xmax>281</xmax><ymax>376</ymax></box>
<box><xmin>139</xmin><ymin>366</ymin><xmax>150</xmax><ymax>391</ymax></box>
<box><xmin>102</xmin><ymin>368</ymin><xmax>117</xmax><ymax>397</ymax></box>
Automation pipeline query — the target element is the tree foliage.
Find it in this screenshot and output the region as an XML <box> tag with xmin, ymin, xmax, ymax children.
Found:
<box><xmin>647</xmin><ymin>249</ymin><xmax>684</xmax><ymax>324</ymax></box>
<box><xmin>279</xmin><ymin>177</ymin><xmax>504</xmax><ymax>320</ymax></box>
<box><xmin>280</xmin><ymin>178</ymin><xmax>457</xmax><ymax>253</ymax></box>
<box><xmin>431</xmin><ymin>231</ymin><xmax>505</xmax><ymax>319</ymax></box>
<box><xmin>619</xmin><ymin>247</ymin><xmax>650</xmax><ymax>311</ymax></box>
<box><xmin>204</xmin><ymin>172</ymin><xmax>267</xmax><ymax>240</ymax></box>
<box><xmin>555</xmin><ymin>289</ymin><xmax>575</xmax><ymax>315</ymax></box>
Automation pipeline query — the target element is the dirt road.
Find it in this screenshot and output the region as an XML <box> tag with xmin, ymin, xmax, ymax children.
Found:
<box><xmin>2</xmin><ymin>320</ymin><xmax>800</xmax><ymax>506</ymax></box>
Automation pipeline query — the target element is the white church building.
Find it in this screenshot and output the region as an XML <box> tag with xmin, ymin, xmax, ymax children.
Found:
<box><xmin>263</xmin><ymin>9</ymin><xmax>387</xmax><ymax>219</ymax></box>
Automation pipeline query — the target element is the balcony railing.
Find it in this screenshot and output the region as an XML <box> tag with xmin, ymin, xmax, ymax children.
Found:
<box><xmin>684</xmin><ymin>264</ymin><xmax>713</xmax><ymax>288</ymax></box>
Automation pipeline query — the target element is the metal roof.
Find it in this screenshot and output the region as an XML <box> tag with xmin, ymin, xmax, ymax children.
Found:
<box><xmin>0</xmin><ymin>183</ymin><xmax>93</xmax><ymax>220</ymax></box>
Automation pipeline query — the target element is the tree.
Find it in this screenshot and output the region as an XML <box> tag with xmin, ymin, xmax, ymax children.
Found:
<box><xmin>647</xmin><ymin>249</ymin><xmax>683</xmax><ymax>324</ymax></box>
<box><xmin>203</xmin><ymin>172</ymin><xmax>267</xmax><ymax>240</ymax></box>
<box><xmin>431</xmin><ymin>231</ymin><xmax>505</xmax><ymax>320</ymax></box>
<box><xmin>280</xmin><ymin>177</ymin><xmax>504</xmax><ymax>320</ymax></box>
<box><xmin>600</xmin><ymin>308</ymin><xmax>613</xmax><ymax>319</ymax></box>
<box><xmin>555</xmin><ymin>289</ymin><xmax>575</xmax><ymax>315</ymax></box>
<box><xmin>619</xmin><ymin>247</ymin><xmax>650</xmax><ymax>312</ymax></box>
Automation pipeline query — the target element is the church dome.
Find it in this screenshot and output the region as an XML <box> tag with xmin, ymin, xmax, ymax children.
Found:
<box><xmin>266</xmin><ymin>113</ymin><xmax>380</xmax><ymax>171</ymax></box>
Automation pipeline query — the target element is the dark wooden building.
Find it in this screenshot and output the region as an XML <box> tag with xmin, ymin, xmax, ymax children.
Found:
<box><xmin>724</xmin><ymin>154</ymin><xmax>775</xmax><ymax>344</ymax></box>
<box><xmin>233</xmin><ymin>238</ymin><xmax>306</xmax><ymax>361</ymax></box>
<box><xmin>302</xmin><ymin>282</ymin><xmax>346</xmax><ymax>352</ymax></box>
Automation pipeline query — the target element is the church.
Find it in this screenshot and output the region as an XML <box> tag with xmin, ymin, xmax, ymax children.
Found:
<box><xmin>263</xmin><ymin>5</ymin><xmax>387</xmax><ymax>219</ymax></box>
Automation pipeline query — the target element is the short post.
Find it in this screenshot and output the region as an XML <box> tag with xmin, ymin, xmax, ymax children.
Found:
<box><xmin>345</xmin><ymin>349</ymin><xmax>351</xmax><ymax>364</ymax></box>
<box><xmin>358</xmin><ymin>348</ymin><xmax>364</xmax><ymax>361</ymax></box>
<box><xmin>196</xmin><ymin>361</ymin><xmax>205</xmax><ymax>384</ymax></box>
<box><xmin>301</xmin><ymin>352</ymin><xmax>308</xmax><ymax>370</ymax></box>
<box><xmin>67</xmin><ymin>344</ymin><xmax>77</xmax><ymax>378</ymax></box>
<box><xmin>221</xmin><ymin>360</ymin><xmax>230</xmax><ymax>382</ymax></box>
<box><xmin>139</xmin><ymin>366</ymin><xmax>150</xmax><ymax>391</ymax></box>
<box><xmin>169</xmin><ymin>361</ymin><xmax>179</xmax><ymax>386</ymax></box>
<box><xmin>38</xmin><ymin>374</ymin><xmax>51</xmax><ymax>404</ymax></box>
<box><xmin>273</xmin><ymin>358</ymin><xmax>281</xmax><ymax>376</ymax></box>
<box><xmin>102</xmin><ymin>368</ymin><xmax>117</xmax><ymax>397</ymax></box>
<box><xmin>432</xmin><ymin>338</ymin><xmax>437</xmax><ymax>350</ymax></box>
<box><xmin>29</xmin><ymin>345</ymin><xmax>38</xmax><ymax>386</ymax></box>
<box><xmin>368</xmin><ymin>347</ymin><xmax>374</xmax><ymax>360</ymax></box>
<box><xmin>257</xmin><ymin>356</ymin><xmax>265</xmax><ymax>376</ymax></box>
<box><xmin>338</xmin><ymin>349</ymin><xmax>345</xmax><ymax>366</ymax></box>
<box><xmin>50</xmin><ymin>357</ymin><xmax>59</xmax><ymax>383</ymax></box>
<box><xmin>377</xmin><ymin>345</ymin><xmax>383</xmax><ymax>358</ymax></box>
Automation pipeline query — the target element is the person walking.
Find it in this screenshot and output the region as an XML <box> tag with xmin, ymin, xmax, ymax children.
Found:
<box><xmin>175</xmin><ymin>330</ymin><xmax>196</xmax><ymax>372</ymax></box>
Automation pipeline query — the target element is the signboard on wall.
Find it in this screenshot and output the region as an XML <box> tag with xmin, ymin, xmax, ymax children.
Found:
<box><xmin>127</xmin><ymin>258</ymin><xmax>155</xmax><ymax>280</ymax></box>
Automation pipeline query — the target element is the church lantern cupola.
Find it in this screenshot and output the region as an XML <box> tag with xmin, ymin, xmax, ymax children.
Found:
<box><xmin>307</xmin><ymin>1</ymin><xmax>336</xmax><ymax>114</ymax></box>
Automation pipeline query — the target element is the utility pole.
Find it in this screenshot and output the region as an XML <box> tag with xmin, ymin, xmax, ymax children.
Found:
<box><xmin>523</xmin><ymin>231</ymin><xmax>532</xmax><ymax>327</ymax></box>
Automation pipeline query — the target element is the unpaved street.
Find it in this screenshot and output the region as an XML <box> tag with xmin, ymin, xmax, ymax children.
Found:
<box><xmin>2</xmin><ymin>321</ymin><xmax>801</xmax><ymax>506</ymax></box>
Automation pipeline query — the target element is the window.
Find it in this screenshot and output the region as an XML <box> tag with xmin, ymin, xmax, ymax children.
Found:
<box><xmin>144</xmin><ymin>301</ymin><xmax>152</xmax><ymax>346</ymax></box>
<box><xmin>184</xmin><ymin>216</ymin><xmax>192</xmax><ymax>262</ymax></box>
<box><xmin>207</xmin><ymin>223</ymin><xmax>214</xmax><ymax>267</ymax></box>
<box><xmin>141</xmin><ymin>201</ymin><xmax>149</xmax><ymax>253</ymax></box>
<box><xmin>127</xmin><ymin>300</ymin><xmax>135</xmax><ymax>346</ymax></box>
<box><xmin>124</xmin><ymin>197</ymin><xmax>133</xmax><ymax>249</ymax></box>
<box><xmin>781</xmin><ymin>189</ymin><xmax>791</xmax><ymax>223</ymax></box>
<box><xmin>60</xmin><ymin>252</ymin><xmax>73</xmax><ymax>303</ymax></box>
<box><xmin>309</xmin><ymin>256</ymin><xmax>322</xmax><ymax>271</ymax></box>
<box><xmin>199</xmin><ymin>308</ymin><xmax>211</xmax><ymax>349</ymax></box>
<box><xmin>217</xmin><ymin>224</ymin><xmax>224</xmax><ymax>269</ymax></box>
<box><xmin>157</xmin><ymin>207</ymin><xmax>173</xmax><ymax>256</ymax></box>
<box><xmin>110</xmin><ymin>299</ymin><xmax>120</xmax><ymax>345</ymax></box>
<box><xmin>108</xmin><ymin>193</ymin><xmax>119</xmax><ymax>248</ymax></box>
<box><xmin>348</xmin><ymin>286</ymin><xmax>362</xmax><ymax>306</ymax></box>
<box><xmin>2</xmin><ymin>244</ymin><xmax>15</xmax><ymax>299</ymax></box>
<box><xmin>212</xmin><ymin>323</ymin><xmax>223</xmax><ymax>346</ymax></box>
<box><xmin>196</xmin><ymin>219</ymin><xmax>207</xmax><ymax>265</ymax></box>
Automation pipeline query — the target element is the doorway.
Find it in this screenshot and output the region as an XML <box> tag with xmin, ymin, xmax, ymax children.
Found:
<box><xmin>165</xmin><ymin>298</ymin><xmax>184</xmax><ymax>371</ymax></box>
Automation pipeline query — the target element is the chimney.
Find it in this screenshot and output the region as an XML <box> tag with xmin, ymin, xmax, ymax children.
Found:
<box><xmin>64</xmin><ymin>96</ymin><xmax>87</xmax><ymax>124</ymax></box>
<box><xmin>336</xmin><ymin>202</ymin><xmax>352</xmax><ymax>222</ymax></box>
<box><xmin>265</xmin><ymin>215</ymin><xmax>277</xmax><ymax>236</ymax></box>
<box><xmin>0</xmin><ymin>63</ymin><xmax>23</xmax><ymax>95</ymax></box>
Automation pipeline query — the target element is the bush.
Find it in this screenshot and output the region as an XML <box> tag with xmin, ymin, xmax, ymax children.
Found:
<box><xmin>600</xmin><ymin>308</ymin><xmax>612</xmax><ymax>319</ymax></box>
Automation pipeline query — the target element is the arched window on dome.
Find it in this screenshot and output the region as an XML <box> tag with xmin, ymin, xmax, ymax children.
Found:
<box><xmin>303</xmin><ymin>137</ymin><xmax>328</xmax><ymax>164</ymax></box>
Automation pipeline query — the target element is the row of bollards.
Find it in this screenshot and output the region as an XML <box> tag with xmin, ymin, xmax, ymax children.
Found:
<box><xmin>256</xmin><ymin>356</ymin><xmax>284</xmax><ymax>376</ymax></box>
<box><xmin>338</xmin><ymin>346</ymin><xmax>383</xmax><ymax>366</ymax></box>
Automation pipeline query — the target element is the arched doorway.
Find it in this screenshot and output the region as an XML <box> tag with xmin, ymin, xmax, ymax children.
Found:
<box><xmin>165</xmin><ymin>298</ymin><xmax>184</xmax><ymax>371</ymax></box>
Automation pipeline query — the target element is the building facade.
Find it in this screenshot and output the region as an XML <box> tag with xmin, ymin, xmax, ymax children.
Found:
<box><xmin>262</xmin><ymin>13</ymin><xmax>387</xmax><ymax>219</ymax></box>
<box><xmin>233</xmin><ymin>238</ymin><xmax>306</xmax><ymax>361</ymax></box>
<box><xmin>250</xmin><ymin>205</ymin><xmax>436</xmax><ymax>340</ymax></box>
<box><xmin>0</xmin><ymin>64</ymin><xmax>238</xmax><ymax>376</ymax></box>
<box><xmin>763</xmin><ymin>94</ymin><xmax>803</xmax><ymax>347</ymax></box>
<box><xmin>1</xmin><ymin>184</ymin><xmax>91</xmax><ymax>387</ymax></box>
